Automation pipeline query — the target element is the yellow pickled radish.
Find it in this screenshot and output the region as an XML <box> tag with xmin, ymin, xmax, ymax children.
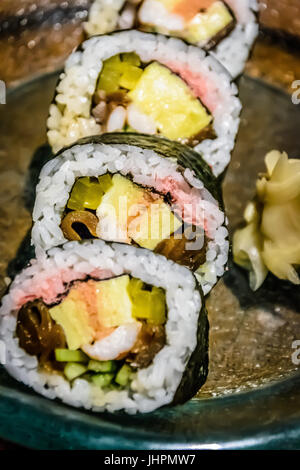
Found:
<box><xmin>119</xmin><ymin>66</ymin><xmax>143</xmax><ymax>91</ymax></box>
<box><xmin>97</xmin><ymin>55</ymin><xmax>124</xmax><ymax>93</ymax></box>
<box><xmin>104</xmin><ymin>54</ymin><xmax>123</xmax><ymax>69</ymax></box>
<box><xmin>97</xmin><ymin>68</ymin><xmax>121</xmax><ymax>94</ymax></box>
<box><xmin>97</xmin><ymin>53</ymin><xmax>143</xmax><ymax>93</ymax></box>
<box><xmin>129</xmin><ymin>278</ymin><xmax>166</xmax><ymax>325</ymax></box>
<box><xmin>98</xmin><ymin>173</ymin><xmax>112</xmax><ymax>193</ymax></box>
<box><xmin>121</xmin><ymin>53</ymin><xmax>141</xmax><ymax>67</ymax></box>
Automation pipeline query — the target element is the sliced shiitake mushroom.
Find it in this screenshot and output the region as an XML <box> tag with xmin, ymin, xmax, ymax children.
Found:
<box><xmin>155</xmin><ymin>225</ymin><xmax>207</xmax><ymax>271</ymax></box>
<box><xmin>16</xmin><ymin>300</ymin><xmax>66</xmax><ymax>370</ymax></box>
<box><xmin>61</xmin><ymin>210</ymin><xmax>99</xmax><ymax>241</ymax></box>
<box><xmin>126</xmin><ymin>323</ymin><xmax>166</xmax><ymax>368</ymax></box>
<box><xmin>183</xmin><ymin>122</ymin><xmax>216</xmax><ymax>147</ymax></box>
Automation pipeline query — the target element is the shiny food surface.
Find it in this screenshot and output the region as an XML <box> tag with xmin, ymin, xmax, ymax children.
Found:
<box><xmin>0</xmin><ymin>72</ymin><xmax>299</xmax><ymax>400</ymax></box>
<box><xmin>0</xmin><ymin>0</ymin><xmax>300</xmax><ymax>452</ymax></box>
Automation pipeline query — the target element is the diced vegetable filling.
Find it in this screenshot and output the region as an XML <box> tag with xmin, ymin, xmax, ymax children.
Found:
<box><xmin>16</xmin><ymin>275</ymin><xmax>167</xmax><ymax>388</ymax></box>
<box><xmin>114</xmin><ymin>1</ymin><xmax>235</xmax><ymax>49</ymax></box>
<box><xmin>92</xmin><ymin>52</ymin><xmax>214</xmax><ymax>144</ymax></box>
<box><xmin>185</xmin><ymin>1</ymin><xmax>234</xmax><ymax>45</ymax></box>
<box><xmin>61</xmin><ymin>173</ymin><xmax>207</xmax><ymax>271</ymax></box>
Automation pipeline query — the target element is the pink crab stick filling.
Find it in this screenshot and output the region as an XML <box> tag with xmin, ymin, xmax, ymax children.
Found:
<box><xmin>152</xmin><ymin>174</ymin><xmax>224</xmax><ymax>234</ymax></box>
<box><xmin>166</xmin><ymin>61</ymin><xmax>220</xmax><ymax>113</ymax></box>
<box><xmin>14</xmin><ymin>267</ymin><xmax>113</xmax><ymax>309</ymax></box>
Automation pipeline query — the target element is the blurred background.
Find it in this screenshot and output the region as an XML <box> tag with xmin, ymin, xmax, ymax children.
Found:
<box><xmin>0</xmin><ymin>0</ymin><xmax>299</xmax><ymax>93</ymax></box>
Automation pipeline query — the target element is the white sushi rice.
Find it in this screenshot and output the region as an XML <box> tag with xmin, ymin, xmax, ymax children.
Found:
<box><xmin>47</xmin><ymin>30</ymin><xmax>241</xmax><ymax>176</ymax></box>
<box><xmin>0</xmin><ymin>240</ymin><xmax>202</xmax><ymax>413</ymax></box>
<box><xmin>213</xmin><ymin>0</ymin><xmax>259</xmax><ymax>78</ymax></box>
<box><xmin>84</xmin><ymin>0</ymin><xmax>258</xmax><ymax>78</ymax></box>
<box><xmin>32</xmin><ymin>141</ymin><xmax>229</xmax><ymax>294</ymax></box>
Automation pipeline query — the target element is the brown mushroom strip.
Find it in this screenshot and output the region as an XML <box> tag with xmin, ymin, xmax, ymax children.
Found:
<box><xmin>203</xmin><ymin>19</ymin><xmax>236</xmax><ymax>51</ymax></box>
<box><xmin>92</xmin><ymin>90</ymin><xmax>130</xmax><ymax>124</ymax></box>
<box><xmin>155</xmin><ymin>226</ymin><xmax>208</xmax><ymax>271</ymax></box>
<box><xmin>16</xmin><ymin>300</ymin><xmax>66</xmax><ymax>370</ymax></box>
<box><xmin>185</xmin><ymin>123</ymin><xmax>216</xmax><ymax>147</ymax></box>
<box><xmin>126</xmin><ymin>323</ymin><xmax>166</xmax><ymax>368</ymax></box>
<box><xmin>61</xmin><ymin>210</ymin><xmax>99</xmax><ymax>241</ymax></box>
<box><xmin>107</xmin><ymin>91</ymin><xmax>131</xmax><ymax>106</ymax></box>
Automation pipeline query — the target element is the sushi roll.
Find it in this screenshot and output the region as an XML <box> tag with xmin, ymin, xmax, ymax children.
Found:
<box><xmin>0</xmin><ymin>240</ymin><xmax>209</xmax><ymax>413</ymax></box>
<box><xmin>47</xmin><ymin>30</ymin><xmax>241</xmax><ymax>176</ymax></box>
<box><xmin>32</xmin><ymin>134</ymin><xmax>229</xmax><ymax>295</ymax></box>
<box><xmin>84</xmin><ymin>0</ymin><xmax>259</xmax><ymax>78</ymax></box>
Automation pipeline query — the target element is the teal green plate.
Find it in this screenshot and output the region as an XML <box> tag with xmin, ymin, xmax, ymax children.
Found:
<box><xmin>0</xmin><ymin>73</ymin><xmax>300</xmax><ymax>449</ymax></box>
<box><xmin>0</xmin><ymin>367</ymin><xmax>300</xmax><ymax>449</ymax></box>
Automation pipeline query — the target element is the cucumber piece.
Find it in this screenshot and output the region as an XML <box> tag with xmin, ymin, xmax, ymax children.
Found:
<box><xmin>64</xmin><ymin>362</ymin><xmax>87</xmax><ymax>381</ymax></box>
<box><xmin>88</xmin><ymin>360</ymin><xmax>117</xmax><ymax>373</ymax></box>
<box><xmin>115</xmin><ymin>364</ymin><xmax>132</xmax><ymax>386</ymax></box>
<box><xmin>55</xmin><ymin>349</ymin><xmax>88</xmax><ymax>363</ymax></box>
<box><xmin>80</xmin><ymin>372</ymin><xmax>93</xmax><ymax>382</ymax></box>
<box><xmin>91</xmin><ymin>373</ymin><xmax>115</xmax><ymax>388</ymax></box>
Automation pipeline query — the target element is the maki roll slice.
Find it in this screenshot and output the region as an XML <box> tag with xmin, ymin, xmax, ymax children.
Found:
<box><xmin>32</xmin><ymin>134</ymin><xmax>229</xmax><ymax>295</ymax></box>
<box><xmin>47</xmin><ymin>30</ymin><xmax>241</xmax><ymax>176</ymax></box>
<box><xmin>0</xmin><ymin>240</ymin><xmax>208</xmax><ymax>413</ymax></box>
<box><xmin>84</xmin><ymin>0</ymin><xmax>258</xmax><ymax>78</ymax></box>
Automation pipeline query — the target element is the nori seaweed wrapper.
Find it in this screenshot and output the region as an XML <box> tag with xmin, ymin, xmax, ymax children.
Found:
<box><xmin>7</xmin><ymin>236</ymin><xmax>209</xmax><ymax>404</ymax></box>
<box><xmin>9</xmin><ymin>133</ymin><xmax>212</xmax><ymax>402</ymax></box>
<box><xmin>13</xmin><ymin>132</ymin><xmax>224</xmax><ymax>285</ymax></box>
<box><xmin>13</xmin><ymin>132</ymin><xmax>224</xmax><ymax>274</ymax></box>
<box><xmin>25</xmin><ymin>133</ymin><xmax>222</xmax><ymax>207</ymax></box>
<box><xmin>7</xmin><ymin>144</ymin><xmax>54</xmax><ymax>279</ymax></box>
<box><xmin>61</xmin><ymin>133</ymin><xmax>223</xmax><ymax>206</ymax></box>
<box><xmin>12</xmin><ymin>135</ymin><xmax>212</xmax><ymax>402</ymax></box>
<box><xmin>11</xmin><ymin>133</ymin><xmax>216</xmax><ymax>401</ymax></box>
<box><xmin>173</xmin><ymin>284</ymin><xmax>209</xmax><ymax>405</ymax></box>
